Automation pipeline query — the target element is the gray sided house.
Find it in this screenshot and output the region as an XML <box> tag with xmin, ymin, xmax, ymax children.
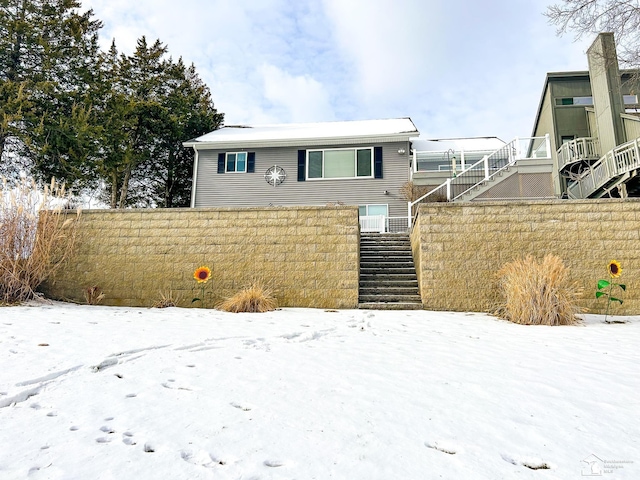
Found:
<box><xmin>184</xmin><ymin>118</ymin><xmax>418</xmax><ymax>232</ymax></box>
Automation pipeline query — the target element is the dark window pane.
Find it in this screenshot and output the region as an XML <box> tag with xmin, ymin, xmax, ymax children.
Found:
<box><xmin>308</xmin><ymin>151</ymin><xmax>323</xmax><ymax>178</ymax></box>
<box><xmin>227</xmin><ymin>153</ymin><xmax>236</xmax><ymax>172</ymax></box>
<box><xmin>357</xmin><ymin>149</ymin><xmax>372</xmax><ymax>176</ymax></box>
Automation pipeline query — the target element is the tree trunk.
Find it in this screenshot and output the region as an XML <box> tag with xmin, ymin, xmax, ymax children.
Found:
<box><xmin>110</xmin><ymin>172</ymin><xmax>118</xmax><ymax>209</ymax></box>
<box><xmin>118</xmin><ymin>163</ymin><xmax>132</xmax><ymax>209</ymax></box>
<box><xmin>165</xmin><ymin>151</ymin><xmax>175</xmax><ymax>208</ymax></box>
<box><xmin>0</xmin><ymin>134</ymin><xmax>6</xmax><ymax>165</ymax></box>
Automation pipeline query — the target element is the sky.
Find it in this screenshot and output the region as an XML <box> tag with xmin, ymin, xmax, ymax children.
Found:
<box><xmin>81</xmin><ymin>0</ymin><xmax>595</xmax><ymax>142</ymax></box>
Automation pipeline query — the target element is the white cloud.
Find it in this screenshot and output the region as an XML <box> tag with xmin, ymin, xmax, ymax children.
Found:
<box><xmin>259</xmin><ymin>64</ymin><xmax>335</xmax><ymax>123</ymax></box>
<box><xmin>81</xmin><ymin>0</ymin><xmax>604</xmax><ymax>140</ymax></box>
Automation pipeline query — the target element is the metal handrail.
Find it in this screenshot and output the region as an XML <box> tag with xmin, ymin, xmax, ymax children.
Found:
<box><xmin>567</xmin><ymin>137</ymin><xmax>640</xmax><ymax>198</ymax></box>
<box><xmin>408</xmin><ymin>135</ymin><xmax>551</xmax><ymax>220</ymax></box>
<box><xmin>557</xmin><ymin>137</ymin><xmax>600</xmax><ymax>171</ymax></box>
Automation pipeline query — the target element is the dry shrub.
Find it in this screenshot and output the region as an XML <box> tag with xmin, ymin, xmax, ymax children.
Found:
<box><xmin>153</xmin><ymin>290</ymin><xmax>181</xmax><ymax>308</ymax></box>
<box><xmin>0</xmin><ymin>177</ymin><xmax>80</xmax><ymax>304</ymax></box>
<box><xmin>217</xmin><ymin>281</ymin><xmax>277</xmax><ymax>313</ymax></box>
<box><xmin>496</xmin><ymin>254</ymin><xmax>583</xmax><ymax>325</ymax></box>
<box><xmin>400</xmin><ymin>181</ymin><xmax>430</xmax><ymax>202</ymax></box>
<box><xmin>84</xmin><ymin>285</ymin><xmax>105</xmax><ymax>305</ymax></box>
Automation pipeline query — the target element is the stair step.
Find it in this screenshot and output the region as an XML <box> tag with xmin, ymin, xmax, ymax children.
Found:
<box><xmin>358</xmin><ymin>294</ymin><xmax>423</xmax><ymax>303</ymax></box>
<box><xmin>358</xmin><ymin>302</ymin><xmax>423</xmax><ymax>310</ymax></box>
<box><xmin>359</xmin><ymin>279</ymin><xmax>418</xmax><ymax>286</ymax></box>
<box><xmin>360</xmin><ymin>259</ymin><xmax>415</xmax><ymax>265</ymax></box>
<box><xmin>360</xmin><ymin>288</ymin><xmax>419</xmax><ymax>296</ymax></box>
<box><xmin>360</xmin><ymin>268</ymin><xmax>417</xmax><ymax>275</ymax></box>
<box><xmin>360</xmin><ymin>275</ymin><xmax>418</xmax><ymax>282</ymax></box>
<box><xmin>360</xmin><ymin>264</ymin><xmax>416</xmax><ymax>270</ymax></box>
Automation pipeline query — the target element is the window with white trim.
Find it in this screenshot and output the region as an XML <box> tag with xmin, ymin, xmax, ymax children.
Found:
<box><xmin>226</xmin><ymin>152</ymin><xmax>247</xmax><ymax>173</ymax></box>
<box><xmin>358</xmin><ymin>204</ymin><xmax>388</xmax><ymax>217</ymax></box>
<box><xmin>307</xmin><ymin>148</ymin><xmax>373</xmax><ymax>179</ymax></box>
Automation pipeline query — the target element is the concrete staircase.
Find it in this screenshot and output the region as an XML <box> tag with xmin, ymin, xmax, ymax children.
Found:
<box><xmin>358</xmin><ymin>233</ymin><xmax>423</xmax><ymax>310</ymax></box>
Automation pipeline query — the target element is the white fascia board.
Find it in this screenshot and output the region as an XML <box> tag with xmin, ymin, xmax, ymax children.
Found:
<box><xmin>183</xmin><ymin>133</ymin><xmax>413</xmax><ymax>150</ymax></box>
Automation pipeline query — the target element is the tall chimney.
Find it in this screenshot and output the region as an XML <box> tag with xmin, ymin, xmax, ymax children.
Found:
<box><xmin>587</xmin><ymin>33</ymin><xmax>626</xmax><ymax>153</ymax></box>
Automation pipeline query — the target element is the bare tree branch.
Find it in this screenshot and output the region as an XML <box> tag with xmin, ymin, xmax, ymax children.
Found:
<box><xmin>545</xmin><ymin>0</ymin><xmax>640</xmax><ymax>67</ymax></box>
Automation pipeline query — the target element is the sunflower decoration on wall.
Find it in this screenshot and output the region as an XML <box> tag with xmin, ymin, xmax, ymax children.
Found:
<box><xmin>194</xmin><ymin>266</ymin><xmax>211</xmax><ymax>283</ymax></box>
<box><xmin>192</xmin><ymin>266</ymin><xmax>212</xmax><ymax>306</ymax></box>
<box><xmin>607</xmin><ymin>260</ymin><xmax>622</xmax><ymax>278</ymax></box>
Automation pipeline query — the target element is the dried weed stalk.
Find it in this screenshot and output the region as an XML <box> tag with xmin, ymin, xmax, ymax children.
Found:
<box><xmin>0</xmin><ymin>177</ymin><xmax>80</xmax><ymax>304</ymax></box>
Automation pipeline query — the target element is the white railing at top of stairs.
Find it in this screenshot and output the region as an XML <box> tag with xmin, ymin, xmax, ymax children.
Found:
<box><xmin>557</xmin><ymin>137</ymin><xmax>600</xmax><ymax>171</ymax></box>
<box><xmin>408</xmin><ymin>134</ymin><xmax>551</xmax><ymax>219</ymax></box>
<box><xmin>567</xmin><ymin>137</ymin><xmax>640</xmax><ymax>199</ymax></box>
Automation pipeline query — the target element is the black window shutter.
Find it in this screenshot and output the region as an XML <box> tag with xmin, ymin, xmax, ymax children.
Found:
<box><xmin>247</xmin><ymin>152</ymin><xmax>255</xmax><ymax>173</ymax></box>
<box><xmin>297</xmin><ymin>150</ymin><xmax>306</xmax><ymax>181</ymax></box>
<box><xmin>374</xmin><ymin>147</ymin><xmax>383</xmax><ymax>179</ymax></box>
<box><xmin>217</xmin><ymin>153</ymin><xmax>225</xmax><ymax>173</ymax></box>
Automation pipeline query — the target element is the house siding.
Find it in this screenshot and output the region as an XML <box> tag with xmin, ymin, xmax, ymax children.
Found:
<box><xmin>194</xmin><ymin>141</ymin><xmax>411</xmax><ymax>217</ymax></box>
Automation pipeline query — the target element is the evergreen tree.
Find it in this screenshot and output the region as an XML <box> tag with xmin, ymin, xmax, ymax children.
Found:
<box><xmin>0</xmin><ymin>0</ymin><xmax>102</xmax><ymax>183</ymax></box>
<box><xmin>96</xmin><ymin>38</ymin><xmax>223</xmax><ymax>208</ymax></box>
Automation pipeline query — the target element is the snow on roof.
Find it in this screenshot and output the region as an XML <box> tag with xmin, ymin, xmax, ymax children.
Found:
<box><xmin>411</xmin><ymin>136</ymin><xmax>506</xmax><ymax>152</ymax></box>
<box><xmin>190</xmin><ymin>118</ymin><xmax>418</xmax><ymax>144</ymax></box>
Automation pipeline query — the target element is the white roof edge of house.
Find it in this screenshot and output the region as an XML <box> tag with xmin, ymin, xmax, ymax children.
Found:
<box><xmin>184</xmin><ymin>132</ymin><xmax>416</xmax><ymax>149</ymax></box>
<box><xmin>183</xmin><ymin>118</ymin><xmax>418</xmax><ymax>149</ymax></box>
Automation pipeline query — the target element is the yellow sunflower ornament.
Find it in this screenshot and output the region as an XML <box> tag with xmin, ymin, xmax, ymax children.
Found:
<box><xmin>192</xmin><ymin>266</ymin><xmax>212</xmax><ymax>306</ymax></box>
<box><xmin>596</xmin><ymin>260</ymin><xmax>626</xmax><ymax>322</ymax></box>
<box><xmin>194</xmin><ymin>266</ymin><xmax>212</xmax><ymax>283</ymax></box>
<box><xmin>607</xmin><ymin>260</ymin><xmax>622</xmax><ymax>278</ymax></box>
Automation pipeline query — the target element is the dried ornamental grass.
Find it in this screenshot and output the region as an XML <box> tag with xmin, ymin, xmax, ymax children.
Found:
<box><xmin>153</xmin><ymin>290</ymin><xmax>182</xmax><ymax>308</ymax></box>
<box><xmin>496</xmin><ymin>254</ymin><xmax>583</xmax><ymax>326</ymax></box>
<box><xmin>0</xmin><ymin>177</ymin><xmax>79</xmax><ymax>304</ymax></box>
<box><xmin>217</xmin><ymin>282</ymin><xmax>277</xmax><ymax>313</ymax></box>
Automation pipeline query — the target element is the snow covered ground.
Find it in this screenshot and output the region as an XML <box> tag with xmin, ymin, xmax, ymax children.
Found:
<box><xmin>0</xmin><ymin>302</ymin><xmax>638</xmax><ymax>479</ymax></box>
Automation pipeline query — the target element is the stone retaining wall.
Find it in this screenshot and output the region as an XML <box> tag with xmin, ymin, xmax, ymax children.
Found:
<box><xmin>411</xmin><ymin>199</ymin><xmax>640</xmax><ymax>314</ymax></box>
<box><xmin>42</xmin><ymin>206</ymin><xmax>360</xmax><ymax>309</ymax></box>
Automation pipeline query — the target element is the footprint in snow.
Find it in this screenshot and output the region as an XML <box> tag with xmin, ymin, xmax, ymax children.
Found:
<box><xmin>100</xmin><ymin>426</ymin><xmax>115</xmax><ymax>434</ymax></box>
<box><xmin>425</xmin><ymin>440</ymin><xmax>459</xmax><ymax>455</ymax></box>
<box><xmin>501</xmin><ymin>453</ymin><xmax>553</xmax><ymax>470</ymax></box>
<box><xmin>162</xmin><ymin>381</ymin><xmax>193</xmax><ymax>391</ymax></box>
<box><xmin>95</xmin><ymin>437</ymin><xmax>112</xmax><ymax>444</ymax></box>
<box><xmin>264</xmin><ymin>459</ymin><xmax>286</xmax><ymax>467</ymax></box>
<box><xmin>181</xmin><ymin>449</ymin><xmax>227</xmax><ymax>467</ymax></box>
<box><xmin>122</xmin><ymin>431</ymin><xmax>136</xmax><ymax>445</ymax></box>
<box><xmin>144</xmin><ymin>442</ymin><xmax>156</xmax><ymax>453</ymax></box>
<box><xmin>230</xmin><ymin>402</ymin><xmax>253</xmax><ymax>411</ymax></box>
<box><xmin>125</xmin><ymin>393</ymin><xmax>137</xmax><ymax>398</ymax></box>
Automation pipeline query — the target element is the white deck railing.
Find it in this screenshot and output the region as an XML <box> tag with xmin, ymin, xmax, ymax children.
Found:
<box><xmin>359</xmin><ymin>215</ymin><xmax>385</xmax><ymax>233</ymax></box>
<box><xmin>557</xmin><ymin>137</ymin><xmax>600</xmax><ymax>171</ymax></box>
<box><xmin>408</xmin><ymin>135</ymin><xmax>551</xmax><ymax>220</ymax></box>
<box><xmin>567</xmin><ymin>137</ymin><xmax>640</xmax><ymax>198</ymax></box>
<box><xmin>359</xmin><ymin>216</ymin><xmax>410</xmax><ymax>234</ymax></box>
